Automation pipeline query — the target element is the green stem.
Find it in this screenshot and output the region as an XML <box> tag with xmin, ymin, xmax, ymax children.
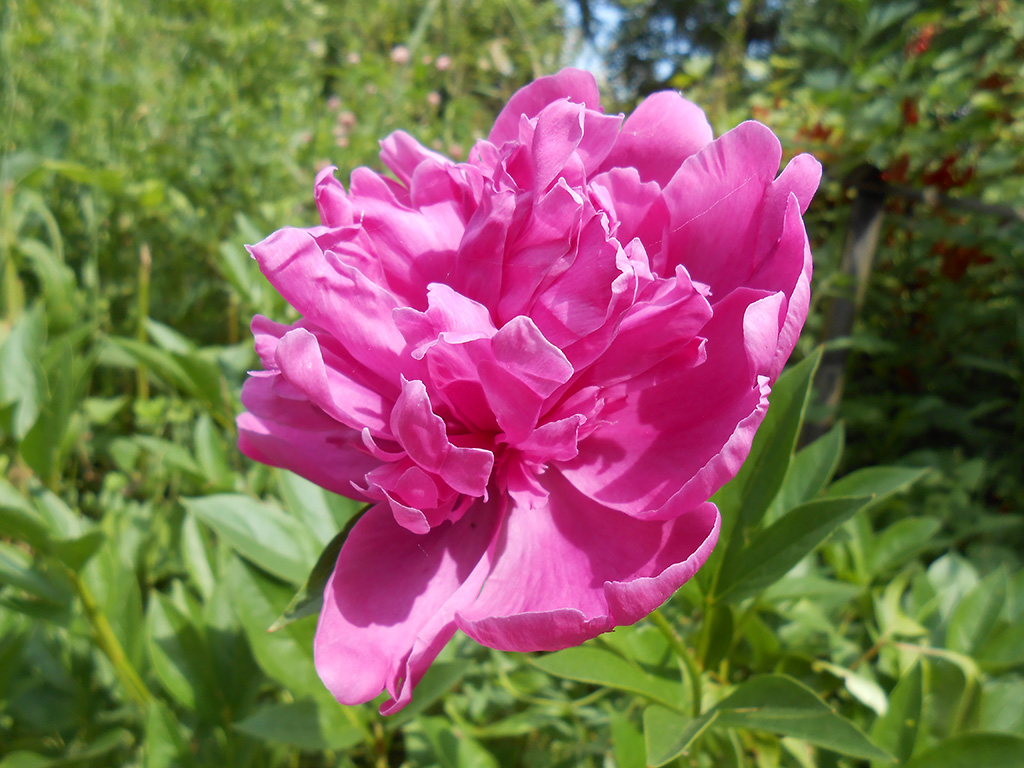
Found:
<box><xmin>650</xmin><ymin>609</ymin><xmax>703</xmax><ymax>716</ymax></box>
<box><xmin>66</xmin><ymin>567</ymin><xmax>152</xmax><ymax>707</ymax></box>
<box><xmin>136</xmin><ymin>243</ymin><xmax>151</xmax><ymax>402</ymax></box>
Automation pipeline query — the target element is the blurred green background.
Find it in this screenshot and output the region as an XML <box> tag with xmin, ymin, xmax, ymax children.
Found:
<box><xmin>1</xmin><ymin>0</ymin><xmax>1022</xmax><ymax>766</ymax></box>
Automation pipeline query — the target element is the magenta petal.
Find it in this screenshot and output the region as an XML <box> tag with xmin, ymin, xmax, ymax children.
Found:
<box><xmin>315</xmin><ymin>497</ymin><xmax>503</xmax><ymax>712</ymax></box>
<box><xmin>489</xmin><ymin>68</ymin><xmax>602</xmax><ymax>146</ymax></box>
<box><xmin>247</xmin><ymin>228</ymin><xmax>410</xmax><ymax>383</ymax></box>
<box><xmin>274</xmin><ymin>327</ymin><xmax>390</xmax><ymax>436</ymax></box>
<box><xmin>561</xmin><ymin>288</ymin><xmax>783</xmax><ymax>517</ymax></box>
<box><xmin>390</xmin><ymin>378</ymin><xmax>493</xmax><ymax>496</ymax></box>
<box><xmin>456</xmin><ymin>470</ymin><xmax>719</xmax><ymax>651</ymax></box>
<box><xmin>601</xmin><ymin>90</ymin><xmax>714</xmax><ymax>186</ymax></box>
<box><xmin>314</xmin><ymin>166</ymin><xmax>356</xmax><ymax>227</ymax></box>
<box><xmin>659</xmin><ymin>121</ymin><xmax>782</xmax><ymax>286</ymax></box>
<box><xmin>237</xmin><ymin>376</ymin><xmax>376</xmax><ymax>499</ymax></box>
<box><xmin>379</xmin><ymin>130</ymin><xmax>450</xmax><ymax>186</ymax></box>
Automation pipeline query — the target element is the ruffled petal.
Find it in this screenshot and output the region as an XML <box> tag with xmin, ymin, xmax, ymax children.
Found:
<box><xmin>560</xmin><ymin>288</ymin><xmax>783</xmax><ymax>518</ymax></box>
<box><xmin>456</xmin><ymin>468</ymin><xmax>719</xmax><ymax>651</ymax></box>
<box><xmin>315</xmin><ymin>496</ymin><xmax>504</xmax><ymax>713</ymax></box>
<box><xmin>601</xmin><ymin>90</ymin><xmax>714</xmax><ymax>187</ymax></box>
<box><xmin>489</xmin><ymin>69</ymin><xmax>602</xmax><ymax>147</ymax></box>
<box><xmin>659</xmin><ymin>121</ymin><xmax>782</xmax><ymax>286</ymax></box>
<box><xmin>237</xmin><ymin>376</ymin><xmax>376</xmax><ymax>498</ymax></box>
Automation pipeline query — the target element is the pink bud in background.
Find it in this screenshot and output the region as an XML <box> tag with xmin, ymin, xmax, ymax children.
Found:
<box><xmin>390</xmin><ymin>45</ymin><xmax>410</xmax><ymax>65</ymax></box>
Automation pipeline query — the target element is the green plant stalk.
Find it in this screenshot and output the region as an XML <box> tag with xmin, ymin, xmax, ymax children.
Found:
<box><xmin>66</xmin><ymin>565</ymin><xmax>153</xmax><ymax>707</ymax></box>
<box><xmin>650</xmin><ymin>608</ymin><xmax>703</xmax><ymax>717</ymax></box>
<box><xmin>136</xmin><ymin>243</ymin><xmax>151</xmax><ymax>402</ymax></box>
<box><xmin>1</xmin><ymin>180</ymin><xmax>25</xmax><ymax>323</ymax></box>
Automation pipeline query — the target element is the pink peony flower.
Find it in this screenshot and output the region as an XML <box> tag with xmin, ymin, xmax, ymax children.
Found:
<box><xmin>238</xmin><ymin>69</ymin><xmax>820</xmax><ymax>713</ymax></box>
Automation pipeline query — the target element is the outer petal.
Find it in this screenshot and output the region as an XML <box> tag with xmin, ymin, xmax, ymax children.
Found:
<box><xmin>237</xmin><ymin>376</ymin><xmax>377</xmax><ymax>499</ymax></box>
<box><xmin>247</xmin><ymin>228</ymin><xmax>410</xmax><ymax>385</ymax></box>
<box><xmin>489</xmin><ymin>68</ymin><xmax>602</xmax><ymax>146</ymax></box>
<box><xmin>659</xmin><ymin>121</ymin><xmax>781</xmax><ymax>286</ymax></box>
<box><xmin>748</xmin><ymin>194</ymin><xmax>813</xmax><ymax>381</ymax></box>
<box><xmin>315</xmin><ymin>496</ymin><xmax>504</xmax><ymax>713</ymax></box>
<box><xmin>273</xmin><ymin>327</ymin><xmax>391</xmax><ymax>436</ymax></box>
<box><xmin>600</xmin><ymin>90</ymin><xmax>714</xmax><ymax>187</ymax></box>
<box><xmin>456</xmin><ymin>468</ymin><xmax>719</xmax><ymax>651</ymax></box>
<box><xmin>560</xmin><ymin>288</ymin><xmax>784</xmax><ymax>517</ymax></box>
<box><xmin>314</xmin><ymin>166</ymin><xmax>356</xmax><ymax>227</ymax></box>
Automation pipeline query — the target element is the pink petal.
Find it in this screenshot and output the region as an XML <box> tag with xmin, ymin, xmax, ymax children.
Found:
<box><xmin>456</xmin><ymin>468</ymin><xmax>719</xmax><ymax>651</ymax></box>
<box><xmin>748</xmin><ymin>194</ymin><xmax>814</xmax><ymax>381</ymax></box>
<box><xmin>315</xmin><ymin>497</ymin><xmax>504</xmax><ymax>713</ymax></box>
<box><xmin>247</xmin><ymin>228</ymin><xmax>410</xmax><ymax>384</ymax></box>
<box><xmin>601</xmin><ymin>90</ymin><xmax>714</xmax><ymax>186</ymax></box>
<box><xmin>273</xmin><ymin>327</ymin><xmax>391</xmax><ymax>436</ymax></box>
<box><xmin>379</xmin><ymin>131</ymin><xmax>451</xmax><ymax>186</ymax></box>
<box><xmin>314</xmin><ymin>166</ymin><xmax>356</xmax><ymax>227</ymax></box>
<box><xmin>560</xmin><ymin>288</ymin><xmax>783</xmax><ymax>518</ymax></box>
<box><xmin>489</xmin><ymin>69</ymin><xmax>602</xmax><ymax>146</ymax></box>
<box><xmin>390</xmin><ymin>378</ymin><xmax>493</xmax><ymax>497</ymax></box>
<box><xmin>659</xmin><ymin>121</ymin><xmax>782</xmax><ymax>286</ymax></box>
<box><xmin>237</xmin><ymin>376</ymin><xmax>377</xmax><ymax>499</ymax></box>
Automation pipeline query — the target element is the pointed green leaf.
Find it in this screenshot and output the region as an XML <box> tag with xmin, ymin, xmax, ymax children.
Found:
<box><xmin>185</xmin><ymin>494</ymin><xmax>318</xmax><ymax>584</ymax></box>
<box><xmin>714</xmin><ymin>675</ymin><xmax>891</xmax><ymax>761</ymax></box>
<box><xmin>234</xmin><ymin>699</ymin><xmax>363</xmax><ymax>751</ymax></box>
<box><xmin>947</xmin><ymin>567</ymin><xmax>1007</xmax><ymax>656</ymax></box>
<box><xmin>717</xmin><ymin>348</ymin><xmax>822</xmax><ymax>533</ymax></box>
<box><xmin>643</xmin><ymin>705</ymin><xmax>718</xmax><ymax>767</ymax></box>
<box><xmin>825</xmin><ymin>466</ymin><xmax>929</xmax><ymax>506</ymax></box>
<box><xmin>533</xmin><ymin>645</ymin><xmax>686</xmax><ymax>710</ymax></box>
<box><xmin>765</xmin><ymin>422</ymin><xmax>845</xmax><ymax>524</ymax></box>
<box><xmin>903</xmin><ymin>734</ymin><xmax>1024</xmax><ymax>768</ymax></box>
<box><xmin>717</xmin><ymin>495</ymin><xmax>871</xmax><ymax>602</ymax></box>
<box><xmin>871</xmin><ymin>662</ymin><xmax>922</xmax><ymax>766</ymax></box>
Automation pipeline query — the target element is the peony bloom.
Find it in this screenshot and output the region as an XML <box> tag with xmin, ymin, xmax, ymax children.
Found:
<box><xmin>238</xmin><ymin>69</ymin><xmax>820</xmax><ymax>713</ymax></box>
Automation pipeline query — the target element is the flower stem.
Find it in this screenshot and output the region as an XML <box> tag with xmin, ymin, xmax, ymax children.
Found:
<box><xmin>67</xmin><ymin>566</ymin><xmax>153</xmax><ymax>707</ymax></box>
<box><xmin>650</xmin><ymin>609</ymin><xmax>702</xmax><ymax>716</ymax></box>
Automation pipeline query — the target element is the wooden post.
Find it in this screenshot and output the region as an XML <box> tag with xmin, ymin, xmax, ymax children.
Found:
<box><xmin>806</xmin><ymin>164</ymin><xmax>887</xmax><ymax>442</ymax></box>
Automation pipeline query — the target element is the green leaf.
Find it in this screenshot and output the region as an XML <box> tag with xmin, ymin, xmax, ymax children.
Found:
<box><xmin>267</xmin><ymin>528</ymin><xmax>346</xmax><ymax>632</ymax></box>
<box><xmin>0</xmin><ymin>479</ymin><xmax>52</xmax><ymax>552</ymax></box>
<box><xmin>610</xmin><ymin>710</ymin><xmax>646</xmax><ymax>768</ymax></box>
<box><xmin>532</xmin><ymin>644</ymin><xmax>686</xmax><ymax>710</ymax></box>
<box><xmin>0</xmin><ymin>542</ymin><xmax>67</xmax><ymax>604</ymax></box>
<box><xmin>184</xmin><ymin>494</ymin><xmax>319</xmax><ymax>584</ymax></box>
<box><xmin>765</xmin><ymin>422</ymin><xmax>845</xmax><ymax>523</ymax></box>
<box><xmin>0</xmin><ymin>307</ymin><xmax>46</xmax><ymax>439</ymax></box>
<box><xmin>234</xmin><ymin>699</ymin><xmax>363</xmax><ymax>751</ymax></box>
<box><xmin>902</xmin><ymin>734</ymin><xmax>1024</xmax><ymax>768</ymax></box>
<box><xmin>868</xmin><ymin>517</ymin><xmax>941</xmax><ymax>576</ymax></box>
<box><xmin>144</xmin><ymin>698</ymin><xmax>191</xmax><ymax>768</ymax></box>
<box><xmin>146</xmin><ymin>592</ymin><xmax>217</xmax><ymax>715</ymax></box>
<box><xmin>643</xmin><ymin>706</ymin><xmax>718</xmax><ymax>767</ymax></box>
<box><xmin>825</xmin><ymin>466</ymin><xmax>929</xmax><ymax>507</ymax></box>
<box><xmin>946</xmin><ymin>567</ymin><xmax>1007</xmax><ymax>656</ymax></box>
<box><xmin>717</xmin><ymin>348</ymin><xmax>822</xmax><ymax>534</ymax></box>
<box><xmin>416</xmin><ymin>715</ymin><xmax>500</xmax><ymax>768</ymax></box>
<box><xmin>977</xmin><ymin>621</ymin><xmax>1024</xmax><ymax>670</ymax></box>
<box><xmin>276</xmin><ymin>470</ymin><xmax>361</xmax><ymax>545</ymax></box>
<box><xmin>50</xmin><ymin>530</ymin><xmax>106</xmax><ymax>571</ymax></box>
<box><xmin>716</xmin><ymin>495</ymin><xmax>871</xmax><ymax>602</ymax></box>
<box><xmin>713</xmin><ymin>675</ymin><xmax>891</xmax><ymax>761</ymax></box>
<box><xmin>222</xmin><ymin>555</ymin><xmax>324</xmax><ymax>698</ymax></box>
<box><xmin>388</xmin><ymin>662</ymin><xmax>467</xmax><ymax>728</ymax></box>
<box><xmin>814</xmin><ymin>660</ymin><xmax>888</xmax><ymax>716</ymax></box>
<box><xmin>871</xmin><ymin>662</ymin><xmax>922</xmax><ymax>766</ymax></box>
